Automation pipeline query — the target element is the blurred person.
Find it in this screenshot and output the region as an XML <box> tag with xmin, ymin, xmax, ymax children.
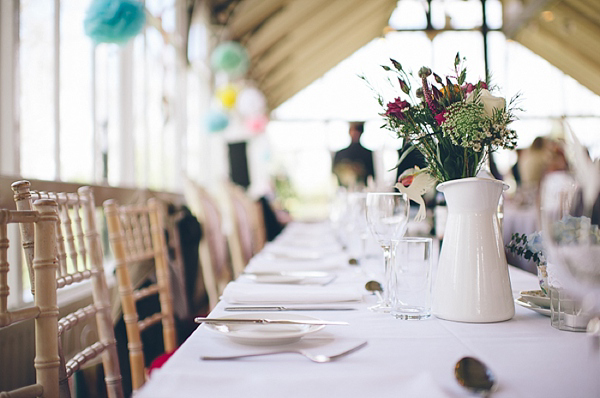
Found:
<box><xmin>518</xmin><ymin>136</ymin><xmax>552</xmax><ymax>190</ymax></box>
<box><xmin>332</xmin><ymin>122</ymin><xmax>374</xmax><ymax>189</ymax></box>
<box><xmin>546</xmin><ymin>138</ymin><xmax>569</xmax><ymax>173</ymax></box>
<box><xmin>511</xmin><ymin>149</ymin><xmax>523</xmax><ymax>187</ymax></box>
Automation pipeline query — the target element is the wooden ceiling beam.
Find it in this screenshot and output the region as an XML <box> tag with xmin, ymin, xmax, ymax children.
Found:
<box><xmin>263</xmin><ymin>12</ymin><xmax>392</xmax><ymax>109</ymax></box>
<box><xmin>244</xmin><ymin>0</ymin><xmax>325</xmax><ymax>59</ymax></box>
<box><xmin>261</xmin><ymin>0</ymin><xmax>392</xmax><ymax>93</ymax></box>
<box><xmin>516</xmin><ymin>22</ymin><xmax>600</xmax><ymax>96</ymax></box>
<box><xmin>250</xmin><ymin>0</ymin><xmax>369</xmax><ymax>79</ymax></box>
<box><xmin>566</xmin><ymin>0</ymin><xmax>600</xmax><ymax>25</ymax></box>
<box><xmin>502</xmin><ymin>0</ymin><xmax>558</xmax><ymax>38</ymax></box>
<box><xmin>540</xmin><ymin>1</ymin><xmax>600</xmax><ymax>65</ymax></box>
<box><xmin>227</xmin><ymin>0</ymin><xmax>289</xmax><ymax>39</ymax></box>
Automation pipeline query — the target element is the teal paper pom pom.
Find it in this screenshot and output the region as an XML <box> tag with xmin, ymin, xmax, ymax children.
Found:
<box><xmin>84</xmin><ymin>0</ymin><xmax>146</xmax><ymax>44</ymax></box>
<box><xmin>206</xmin><ymin>110</ymin><xmax>229</xmax><ymax>133</ymax></box>
<box><xmin>210</xmin><ymin>41</ymin><xmax>249</xmax><ymax>78</ymax></box>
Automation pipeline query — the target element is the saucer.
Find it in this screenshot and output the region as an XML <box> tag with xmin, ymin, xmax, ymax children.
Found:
<box><xmin>520</xmin><ymin>290</ymin><xmax>550</xmax><ymax>308</ymax></box>
<box><xmin>204</xmin><ymin>313</ymin><xmax>325</xmax><ymax>346</ymax></box>
<box><xmin>515</xmin><ymin>297</ymin><xmax>551</xmax><ymax>317</ymax></box>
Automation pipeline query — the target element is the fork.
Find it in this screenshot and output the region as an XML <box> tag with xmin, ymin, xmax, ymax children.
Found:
<box><xmin>201</xmin><ymin>341</ymin><xmax>368</xmax><ymax>363</ymax></box>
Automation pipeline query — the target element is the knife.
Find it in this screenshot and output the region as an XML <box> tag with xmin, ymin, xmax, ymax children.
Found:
<box><xmin>194</xmin><ymin>317</ymin><xmax>348</xmax><ymax>326</ymax></box>
<box><xmin>224</xmin><ymin>306</ymin><xmax>356</xmax><ymax>311</ymax></box>
<box><xmin>243</xmin><ymin>271</ymin><xmax>331</xmax><ymax>277</ymax></box>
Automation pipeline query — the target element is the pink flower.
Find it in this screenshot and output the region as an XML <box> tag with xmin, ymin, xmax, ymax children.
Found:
<box><xmin>462</xmin><ymin>81</ymin><xmax>488</xmax><ymax>95</ymax></box>
<box><xmin>435</xmin><ymin>111</ymin><xmax>447</xmax><ymax>126</ymax></box>
<box><xmin>385</xmin><ymin>98</ymin><xmax>411</xmax><ymax>120</ymax></box>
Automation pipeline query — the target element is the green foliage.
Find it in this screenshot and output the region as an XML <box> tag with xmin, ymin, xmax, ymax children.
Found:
<box><xmin>505</xmin><ymin>233</ymin><xmax>544</xmax><ymax>267</ymax></box>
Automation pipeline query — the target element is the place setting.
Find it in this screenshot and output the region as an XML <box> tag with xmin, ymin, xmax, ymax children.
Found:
<box><xmin>194</xmin><ymin>309</ymin><xmax>367</xmax><ymax>364</ymax></box>
<box><xmin>514</xmin><ymin>289</ymin><xmax>551</xmax><ymax>316</ymax></box>
<box><xmin>239</xmin><ymin>270</ymin><xmax>338</xmax><ymax>285</ymax></box>
<box><xmin>195</xmin><ymin>313</ymin><xmax>349</xmax><ymax>346</ymax></box>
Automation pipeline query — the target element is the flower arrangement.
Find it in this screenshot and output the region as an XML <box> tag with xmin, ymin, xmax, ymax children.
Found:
<box><xmin>363</xmin><ymin>53</ymin><xmax>520</xmax><ymax>183</ymax></box>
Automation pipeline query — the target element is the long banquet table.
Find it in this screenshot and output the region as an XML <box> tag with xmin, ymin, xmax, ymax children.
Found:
<box><xmin>137</xmin><ymin>222</ymin><xmax>600</xmax><ymax>398</ymax></box>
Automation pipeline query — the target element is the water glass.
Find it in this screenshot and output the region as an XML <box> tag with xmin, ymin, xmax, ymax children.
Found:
<box><xmin>549</xmin><ymin>286</ymin><xmax>593</xmax><ymax>332</ymax></box>
<box><xmin>391</xmin><ymin>237</ymin><xmax>433</xmax><ymax>320</ymax></box>
<box><xmin>345</xmin><ymin>192</ymin><xmax>369</xmax><ymax>263</ymax></box>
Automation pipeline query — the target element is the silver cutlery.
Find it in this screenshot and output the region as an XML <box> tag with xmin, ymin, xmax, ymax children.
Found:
<box><xmin>201</xmin><ymin>341</ymin><xmax>368</xmax><ymax>363</ymax></box>
<box><xmin>194</xmin><ymin>317</ymin><xmax>349</xmax><ymax>326</ymax></box>
<box><xmin>224</xmin><ymin>306</ymin><xmax>356</xmax><ymax>311</ymax></box>
<box><xmin>455</xmin><ymin>356</ymin><xmax>497</xmax><ymax>397</ymax></box>
<box><xmin>243</xmin><ymin>271</ymin><xmax>331</xmax><ymax>277</ymax></box>
<box><xmin>365</xmin><ymin>280</ymin><xmax>384</xmax><ymax>302</ymax></box>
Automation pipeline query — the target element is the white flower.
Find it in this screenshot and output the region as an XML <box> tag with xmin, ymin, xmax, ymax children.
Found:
<box><xmin>466</xmin><ymin>89</ymin><xmax>506</xmax><ymax>118</ymax></box>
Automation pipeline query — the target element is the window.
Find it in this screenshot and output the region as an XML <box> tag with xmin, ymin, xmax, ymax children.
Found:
<box><xmin>3</xmin><ymin>0</ymin><xmax>212</xmax><ymax>306</ymax></box>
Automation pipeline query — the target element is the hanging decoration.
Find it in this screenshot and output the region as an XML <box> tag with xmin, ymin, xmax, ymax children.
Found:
<box><xmin>216</xmin><ymin>84</ymin><xmax>238</xmax><ymax>109</ymax></box>
<box><xmin>210</xmin><ymin>41</ymin><xmax>249</xmax><ymax>78</ymax></box>
<box><xmin>236</xmin><ymin>86</ymin><xmax>267</xmax><ymax>117</ymax></box>
<box><xmin>245</xmin><ymin>114</ymin><xmax>269</xmax><ymax>135</ymax></box>
<box><xmin>84</xmin><ymin>0</ymin><xmax>147</xmax><ymax>44</ymax></box>
<box><xmin>205</xmin><ymin>109</ymin><xmax>229</xmax><ymax>133</ymax></box>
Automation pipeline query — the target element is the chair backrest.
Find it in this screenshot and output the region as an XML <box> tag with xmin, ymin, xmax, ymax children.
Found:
<box><xmin>183</xmin><ymin>179</ymin><xmax>233</xmax><ymax>310</ymax></box>
<box><xmin>225</xmin><ymin>183</ymin><xmax>267</xmax><ymax>276</ymax></box>
<box><xmin>11</xmin><ymin>181</ymin><xmax>124</xmax><ymax>398</ymax></box>
<box><xmin>103</xmin><ymin>198</ymin><xmax>176</xmax><ymax>392</ymax></box>
<box><xmin>0</xmin><ymin>199</ymin><xmax>60</xmax><ymax>398</ymax></box>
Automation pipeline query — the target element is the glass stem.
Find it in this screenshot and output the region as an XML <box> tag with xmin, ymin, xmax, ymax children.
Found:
<box><xmin>382</xmin><ymin>241</ymin><xmax>397</xmax><ymax>307</ymax></box>
<box><xmin>360</xmin><ymin>233</ymin><xmax>367</xmax><ymax>262</ymax></box>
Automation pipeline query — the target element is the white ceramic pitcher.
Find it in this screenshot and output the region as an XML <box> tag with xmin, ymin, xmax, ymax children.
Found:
<box><xmin>432</xmin><ymin>177</ymin><xmax>515</xmax><ymax>323</ymax></box>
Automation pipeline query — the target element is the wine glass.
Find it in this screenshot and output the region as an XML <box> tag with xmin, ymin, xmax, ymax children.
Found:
<box><xmin>365</xmin><ymin>192</ymin><xmax>410</xmax><ymax>312</ymax></box>
<box><xmin>345</xmin><ymin>192</ymin><xmax>369</xmax><ymax>265</ymax></box>
<box><xmin>539</xmin><ymin>171</ymin><xmax>600</xmax><ymax>331</ymax></box>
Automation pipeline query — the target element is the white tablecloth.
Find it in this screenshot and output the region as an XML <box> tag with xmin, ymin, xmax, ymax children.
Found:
<box><xmin>137</xmin><ymin>223</ymin><xmax>600</xmax><ymax>398</ymax></box>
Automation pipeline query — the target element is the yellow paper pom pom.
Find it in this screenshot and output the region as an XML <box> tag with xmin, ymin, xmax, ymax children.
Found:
<box><xmin>217</xmin><ymin>85</ymin><xmax>238</xmax><ymax>109</ymax></box>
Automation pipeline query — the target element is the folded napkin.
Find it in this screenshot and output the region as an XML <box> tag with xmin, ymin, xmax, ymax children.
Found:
<box><xmin>272</xmin><ymin>236</ymin><xmax>341</xmax><ymax>250</ymax></box>
<box><xmin>221</xmin><ymin>282</ymin><xmax>363</xmax><ymax>304</ymax></box>
<box><xmin>262</xmin><ymin>243</ymin><xmax>343</xmax><ymax>260</ymax></box>
<box><xmin>248</xmin><ymin>253</ymin><xmax>348</xmax><ymax>273</ymax></box>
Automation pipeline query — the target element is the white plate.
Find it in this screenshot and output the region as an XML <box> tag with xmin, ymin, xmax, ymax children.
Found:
<box><xmin>515</xmin><ymin>297</ymin><xmax>551</xmax><ymax>317</ymax></box>
<box><xmin>520</xmin><ymin>290</ymin><xmax>550</xmax><ymax>308</ymax></box>
<box><xmin>204</xmin><ymin>313</ymin><xmax>325</xmax><ymax>346</ymax></box>
<box><xmin>244</xmin><ymin>272</ymin><xmax>334</xmax><ymax>285</ymax></box>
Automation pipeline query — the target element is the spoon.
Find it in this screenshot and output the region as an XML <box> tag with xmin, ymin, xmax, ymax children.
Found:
<box><xmin>365</xmin><ymin>280</ymin><xmax>383</xmax><ymax>302</ymax></box>
<box><xmin>455</xmin><ymin>356</ymin><xmax>496</xmax><ymax>397</ymax></box>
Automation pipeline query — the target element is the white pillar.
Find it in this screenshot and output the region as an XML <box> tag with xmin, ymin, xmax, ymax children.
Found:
<box><xmin>119</xmin><ymin>41</ymin><xmax>135</xmax><ymax>187</ymax></box>
<box><xmin>0</xmin><ymin>0</ymin><xmax>19</xmax><ymax>176</ymax></box>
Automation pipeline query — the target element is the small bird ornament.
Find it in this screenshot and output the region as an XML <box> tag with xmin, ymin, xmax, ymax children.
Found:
<box><xmin>394</xmin><ymin>166</ymin><xmax>437</xmax><ymax>222</ymax></box>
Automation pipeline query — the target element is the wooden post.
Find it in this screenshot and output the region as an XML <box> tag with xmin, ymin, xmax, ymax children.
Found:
<box><xmin>32</xmin><ymin>199</ymin><xmax>60</xmax><ymax>398</ymax></box>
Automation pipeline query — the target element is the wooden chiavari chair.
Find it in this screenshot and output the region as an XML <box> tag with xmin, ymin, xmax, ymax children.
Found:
<box><xmin>103</xmin><ymin>199</ymin><xmax>176</xmax><ymax>392</ymax></box>
<box><xmin>183</xmin><ymin>179</ymin><xmax>233</xmax><ymax>310</ymax></box>
<box><xmin>0</xmin><ymin>200</ymin><xmax>60</xmax><ymax>398</ymax></box>
<box><xmin>11</xmin><ymin>181</ymin><xmax>124</xmax><ymax>398</ymax></box>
